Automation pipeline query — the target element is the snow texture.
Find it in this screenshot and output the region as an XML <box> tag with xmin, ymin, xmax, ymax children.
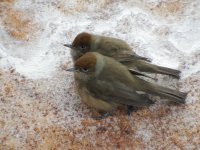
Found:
<box><xmin>0</xmin><ymin>0</ymin><xmax>200</xmax><ymax>149</ymax></box>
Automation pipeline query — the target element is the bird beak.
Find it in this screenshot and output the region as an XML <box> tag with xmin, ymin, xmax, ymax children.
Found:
<box><xmin>64</xmin><ymin>44</ymin><xmax>72</xmax><ymax>48</ymax></box>
<box><xmin>65</xmin><ymin>68</ymin><xmax>77</xmax><ymax>72</ymax></box>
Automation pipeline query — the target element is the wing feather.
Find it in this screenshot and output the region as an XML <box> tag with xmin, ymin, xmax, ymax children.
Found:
<box><xmin>86</xmin><ymin>79</ymin><xmax>154</xmax><ymax>107</ymax></box>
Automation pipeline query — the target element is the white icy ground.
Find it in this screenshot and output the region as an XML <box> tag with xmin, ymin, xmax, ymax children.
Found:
<box><xmin>0</xmin><ymin>0</ymin><xmax>200</xmax><ymax>149</ymax></box>
<box><xmin>0</xmin><ymin>0</ymin><xmax>199</xmax><ymax>79</ymax></box>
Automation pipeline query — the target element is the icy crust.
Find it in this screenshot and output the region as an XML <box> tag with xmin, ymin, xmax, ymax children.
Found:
<box><xmin>0</xmin><ymin>0</ymin><xmax>200</xmax><ymax>149</ymax></box>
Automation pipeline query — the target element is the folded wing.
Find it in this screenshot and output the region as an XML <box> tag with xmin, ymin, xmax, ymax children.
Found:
<box><xmin>86</xmin><ymin>79</ymin><xmax>154</xmax><ymax>107</ymax></box>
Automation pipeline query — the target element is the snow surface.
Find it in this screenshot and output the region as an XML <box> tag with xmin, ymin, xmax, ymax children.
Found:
<box><xmin>1</xmin><ymin>0</ymin><xmax>199</xmax><ymax>79</ymax></box>
<box><xmin>0</xmin><ymin>0</ymin><xmax>200</xmax><ymax>149</ymax></box>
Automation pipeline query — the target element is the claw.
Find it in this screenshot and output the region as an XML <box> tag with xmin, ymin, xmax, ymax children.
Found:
<box><xmin>92</xmin><ymin>112</ymin><xmax>112</xmax><ymax>120</ymax></box>
<box><xmin>127</xmin><ymin>105</ymin><xmax>139</xmax><ymax>116</ymax></box>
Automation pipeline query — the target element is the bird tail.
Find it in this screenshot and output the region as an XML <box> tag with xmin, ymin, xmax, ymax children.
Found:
<box><xmin>135</xmin><ymin>61</ymin><xmax>181</xmax><ymax>78</ymax></box>
<box><xmin>151</xmin><ymin>65</ymin><xmax>181</xmax><ymax>78</ymax></box>
<box><xmin>144</xmin><ymin>82</ymin><xmax>187</xmax><ymax>104</ymax></box>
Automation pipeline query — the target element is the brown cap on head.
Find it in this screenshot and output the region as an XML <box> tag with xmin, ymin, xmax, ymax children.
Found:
<box><xmin>75</xmin><ymin>52</ymin><xmax>97</xmax><ymax>69</ymax></box>
<box><xmin>72</xmin><ymin>32</ymin><xmax>92</xmax><ymax>48</ymax></box>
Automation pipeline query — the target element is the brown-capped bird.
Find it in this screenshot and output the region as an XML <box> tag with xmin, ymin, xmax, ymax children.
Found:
<box><xmin>64</xmin><ymin>32</ymin><xmax>181</xmax><ymax>78</ymax></box>
<box><xmin>66</xmin><ymin>52</ymin><xmax>187</xmax><ymax>119</ymax></box>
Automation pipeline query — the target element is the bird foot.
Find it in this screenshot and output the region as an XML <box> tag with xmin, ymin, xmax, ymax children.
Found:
<box><xmin>92</xmin><ymin>112</ymin><xmax>112</xmax><ymax>120</ymax></box>
<box><xmin>127</xmin><ymin>105</ymin><xmax>139</xmax><ymax>116</ymax></box>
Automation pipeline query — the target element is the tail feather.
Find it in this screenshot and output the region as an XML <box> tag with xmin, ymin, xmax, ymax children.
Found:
<box><xmin>131</xmin><ymin>61</ymin><xmax>181</xmax><ymax>78</ymax></box>
<box><xmin>145</xmin><ymin>82</ymin><xmax>187</xmax><ymax>104</ymax></box>
<box><xmin>154</xmin><ymin>66</ymin><xmax>181</xmax><ymax>79</ymax></box>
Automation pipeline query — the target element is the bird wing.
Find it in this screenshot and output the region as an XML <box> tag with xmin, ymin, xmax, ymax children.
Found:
<box><xmin>96</xmin><ymin>37</ymin><xmax>151</xmax><ymax>62</ymax></box>
<box><xmin>128</xmin><ymin>69</ymin><xmax>157</xmax><ymax>81</ymax></box>
<box><xmin>115</xmin><ymin>54</ymin><xmax>151</xmax><ymax>62</ymax></box>
<box><xmin>86</xmin><ymin>78</ymin><xmax>154</xmax><ymax>107</ymax></box>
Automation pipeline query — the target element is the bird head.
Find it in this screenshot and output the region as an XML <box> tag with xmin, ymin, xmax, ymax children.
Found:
<box><xmin>74</xmin><ymin>52</ymin><xmax>97</xmax><ymax>73</ymax></box>
<box><xmin>66</xmin><ymin>52</ymin><xmax>102</xmax><ymax>82</ymax></box>
<box><xmin>64</xmin><ymin>32</ymin><xmax>92</xmax><ymax>61</ymax></box>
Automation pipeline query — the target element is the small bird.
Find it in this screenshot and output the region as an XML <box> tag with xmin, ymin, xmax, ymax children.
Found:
<box><xmin>66</xmin><ymin>52</ymin><xmax>187</xmax><ymax>119</ymax></box>
<box><xmin>64</xmin><ymin>32</ymin><xmax>181</xmax><ymax>78</ymax></box>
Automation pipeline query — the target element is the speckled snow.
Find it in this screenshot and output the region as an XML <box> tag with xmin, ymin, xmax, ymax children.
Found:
<box><xmin>0</xmin><ymin>0</ymin><xmax>200</xmax><ymax>149</ymax></box>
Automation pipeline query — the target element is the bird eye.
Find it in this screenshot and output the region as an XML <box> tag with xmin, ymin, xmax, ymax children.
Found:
<box><xmin>79</xmin><ymin>45</ymin><xmax>87</xmax><ymax>50</ymax></box>
<box><xmin>81</xmin><ymin>68</ymin><xmax>88</xmax><ymax>73</ymax></box>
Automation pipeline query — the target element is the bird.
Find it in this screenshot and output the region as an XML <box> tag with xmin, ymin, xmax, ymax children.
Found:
<box><xmin>64</xmin><ymin>32</ymin><xmax>181</xmax><ymax>78</ymax></box>
<box><xmin>66</xmin><ymin>52</ymin><xmax>187</xmax><ymax>119</ymax></box>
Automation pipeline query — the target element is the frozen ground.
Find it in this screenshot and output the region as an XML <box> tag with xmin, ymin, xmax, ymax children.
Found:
<box><xmin>0</xmin><ymin>0</ymin><xmax>200</xmax><ymax>149</ymax></box>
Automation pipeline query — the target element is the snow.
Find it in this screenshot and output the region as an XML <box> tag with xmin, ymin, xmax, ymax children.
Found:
<box><xmin>0</xmin><ymin>0</ymin><xmax>199</xmax><ymax>79</ymax></box>
<box><xmin>0</xmin><ymin>0</ymin><xmax>200</xmax><ymax>149</ymax></box>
